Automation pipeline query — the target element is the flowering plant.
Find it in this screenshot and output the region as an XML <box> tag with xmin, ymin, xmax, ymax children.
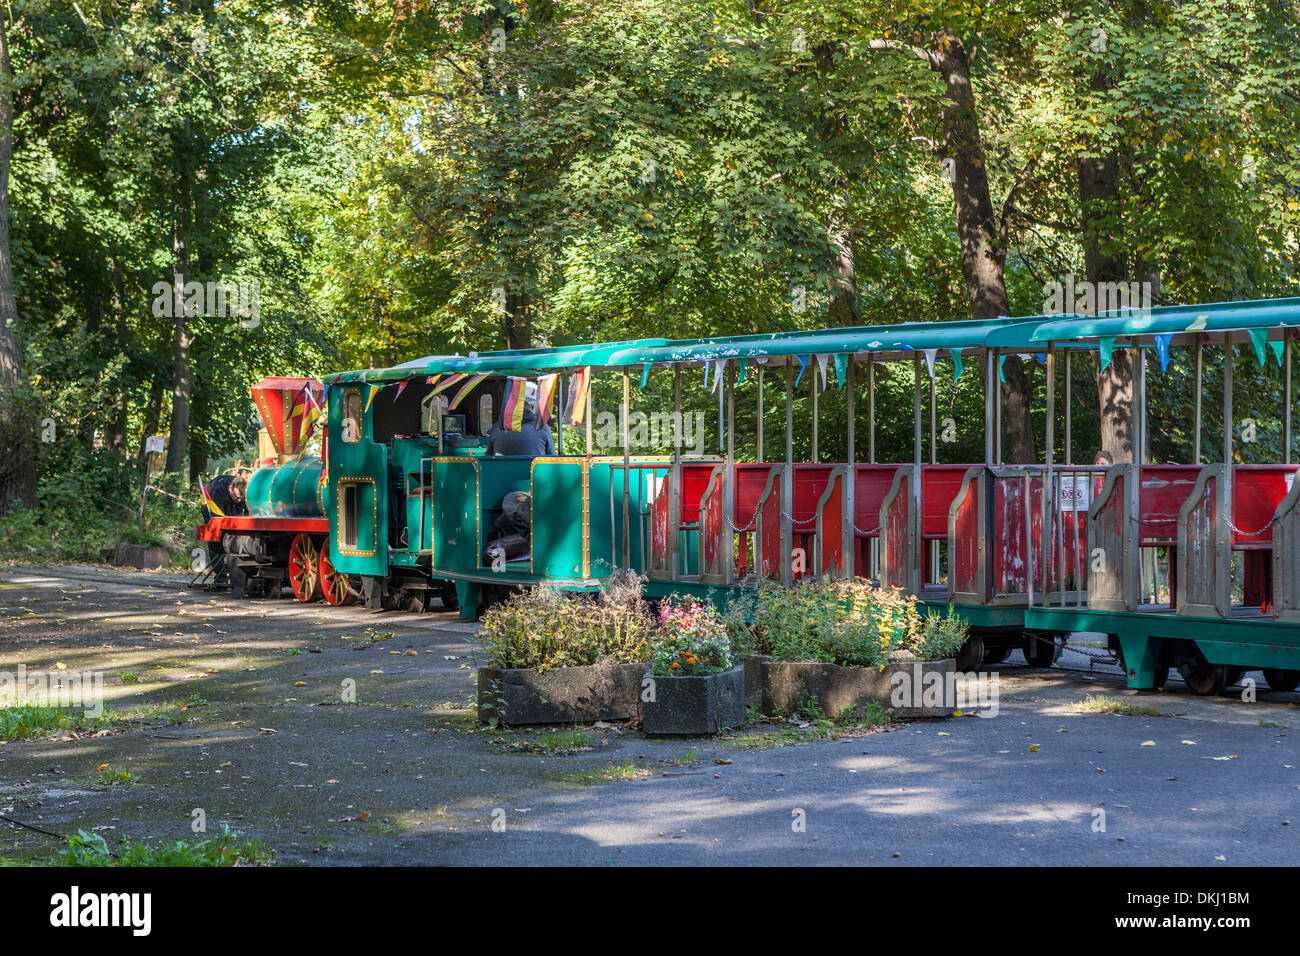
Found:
<box><xmin>650</xmin><ymin>597</ymin><xmax>733</xmax><ymax>677</ymax></box>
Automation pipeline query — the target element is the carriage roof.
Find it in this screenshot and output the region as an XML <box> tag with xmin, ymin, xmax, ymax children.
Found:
<box><xmin>322</xmin><ymin>295</ymin><xmax>1300</xmax><ymax>383</ymax></box>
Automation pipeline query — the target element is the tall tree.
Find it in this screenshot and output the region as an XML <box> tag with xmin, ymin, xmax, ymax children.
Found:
<box><xmin>0</xmin><ymin>15</ymin><xmax>33</xmax><ymax>512</ymax></box>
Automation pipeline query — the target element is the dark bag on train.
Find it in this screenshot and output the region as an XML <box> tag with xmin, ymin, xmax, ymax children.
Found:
<box><xmin>483</xmin><ymin>533</ymin><xmax>529</xmax><ymax>565</ymax></box>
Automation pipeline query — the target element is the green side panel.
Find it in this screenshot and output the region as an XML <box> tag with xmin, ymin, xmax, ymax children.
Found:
<box><xmin>530</xmin><ymin>460</ymin><xmax>586</xmax><ymax>579</ymax></box>
<box><xmin>326</xmin><ymin>384</ymin><xmax>389</xmax><ymax>576</ymax></box>
<box><xmin>430</xmin><ymin>458</ymin><xmax>480</xmax><ymax>572</ymax></box>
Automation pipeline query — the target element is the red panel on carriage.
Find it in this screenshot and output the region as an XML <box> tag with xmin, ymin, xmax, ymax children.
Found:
<box><xmin>679</xmin><ymin>462</ymin><xmax>720</xmax><ymax>524</ymax></box>
<box><xmin>921</xmin><ymin>465</ymin><xmax>976</xmax><ymax>539</ymax></box>
<box><xmin>1231</xmin><ymin>465</ymin><xmax>1297</xmax><ymax>547</ymax></box>
<box><xmin>734</xmin><ymin>464</ymin><xmax>783</xmax><ymax>579</ymax></box>
<box><xmin>1137</xmin><ymin>465</ymin><xmax>1202</xmax><ymax>545</ymax></box>
<box><xmin>989</xmin><ymin>473</ymin><xmax>1046</xmax><ymax>598</ymax></box>
<box><xmin>852</xmin><ymin>466</ymin><xmax>902</xmax><ymax>534</ymax></box>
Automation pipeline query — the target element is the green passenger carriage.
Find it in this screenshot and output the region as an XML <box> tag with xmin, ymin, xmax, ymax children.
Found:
<box><xmin>199</xmin><ymin>295</ymin><xmax>1300</xmax><ymax>697</ymax></box>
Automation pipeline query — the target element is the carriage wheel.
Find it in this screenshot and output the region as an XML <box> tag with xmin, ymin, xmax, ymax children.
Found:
<box><xmin>1262</xmin><ymin>668</ymin><xmax>1300</xmax><ymax>693</ymax></box>
<box><xmin>982</xmin><ymin>646</ymin><xmax>1011</xmax><ymax>665</ymax></box>
<box><xmin>1178</xmin><ymin>654</ymin><xmax>1231</xmax><ymax>696</ymax></box>
<box><xmin>1024</xmin><ymin>633</ymin><xmax>1059</xmax><ymax>668</ymax></box>
<box><xmin>955</xmin><ymin>634</ymin><xmax>984</xmax><ymax>672</ymax></box>
<box><xmin>319</xmin><ymin>550</ymin><xmax>356</xmax><ymax>607</ymax></box>
<box><xmin>288</xmin><ymin>533</ymin><xmax>322</xmax><ymax>603</ymax></box>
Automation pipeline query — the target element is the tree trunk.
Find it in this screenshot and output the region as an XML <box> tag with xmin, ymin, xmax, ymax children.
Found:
<box><xmin>815</xmin><ymin>42</ymin><xmax>858</xmax><ymax>326</ymax></box>
<box><xmin>931</xmin><ymin>31</ymin><xmax>1034</xmax><ymax>462</ymax></box>
<box><xmin>165</xmin><ymin>147</ymin><xmax>193</xmax><ymax>475</ymax></box>
<box><xmin>1078</xmin><ymin>80</ymin><xmax>1134</xmax><ymax>462</ymax></box>
<box><xmin>0</xmin><ymin>19</ymin><xmax>34</xmax><ymax>512</ymax></box>
<box><xmin>505</xmin><ymin>290</ymin><xmax>531</xmax><ymax>349</ymax></box>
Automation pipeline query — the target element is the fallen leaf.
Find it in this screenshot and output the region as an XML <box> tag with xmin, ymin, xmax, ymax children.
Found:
<box><xmin>294</xmin><ymin>681</ymin><xmax>307</xmax><ymax>687</ymax></box>
<box><xmin>1028</xmin><ymin>744</ymin><xmax>1040</xmax><ymax>752</ymax></box>
<box><xmin>1140</xmin><ymin>740</ymin><xmax>1156</xmax><ymax>747</ymax></box>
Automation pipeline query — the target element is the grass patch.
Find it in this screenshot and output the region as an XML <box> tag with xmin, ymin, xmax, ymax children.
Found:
<box><xmin>561</xmin><ymin>760</ymin><xmax>656</xmax><ymax>784</ymax></box>
<box><xmin>58</xmin><ymin>826</ymin><xmax>271</xmax><ymax>867</ymax></box>
<box><xmin>0</xmin><ymin>705</ymin><xmax>112</xmax><ymax>739</ymax></box>
<box><xmin>118</xmin><ymin>672</ymin><xmax>139</xmax><ymax>684</ymax></box>
<box><xmin>489</xmin><ymin>727</ymin><xmax>596</xmax><ymax>755</ymax></box>
<box><xmin>720</xmin><ymin>701</ymin><xmax>894</xmax><ymax>750</ymax></box>
<box><xmin>1073</xmin><ymin>694</ymin><xmax>1161</xmax><ymax>716</ymax></box>
<box><xmin>0</xmin><ymin>694</ymin><xmax>208</xmax><ymax>741</ymax></box>
<box><xmin>96</xmin><ymin>764</ymin><xmax>136</xmax><ymax>786</ymax></box>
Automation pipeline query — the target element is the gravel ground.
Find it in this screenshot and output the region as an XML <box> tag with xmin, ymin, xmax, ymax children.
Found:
<box><xmin>1</xmin><ymin>564</ymin><xmax>1296</xmax><ymax>866</ymax></box>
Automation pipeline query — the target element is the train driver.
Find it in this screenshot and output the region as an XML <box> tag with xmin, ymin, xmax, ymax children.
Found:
<box><xmin>485</xmin><ymin>381</ymin><xmax>555</xmax><ymax>458</ymax></box>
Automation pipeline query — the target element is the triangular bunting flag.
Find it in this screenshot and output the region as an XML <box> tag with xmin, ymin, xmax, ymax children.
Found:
<box><xmin>922</xmin><ymin>349</ymin><xmax>937</xmax><ymax>379</ymax></box>
<box><xmin>951</xmin><ymin>349</ymin><xmax>964</xmax><ymax>382</ymax></box>
<box><xmin>794</xmin><ymin>355</ymin><xmax>809</xmax><ymax>387</ymax></box>
<box><xmin>1154</xmin><ymin>334</ymin><xmax>1172</xmax><ymax>373</ymax></box>
<box><xmin>1248</xmin><ymin>328</ymin><xmax>1269</xmax><ymax>367</ymax></box>
<box><xmin>832</xmin><ymin>354</ymin><xmax>847</xmax><ymax>389</ymax></box>
<box><xmin>364</xmin><ymin>384</ymin><xmax>381</xmax><ymax>413</ymax></box>
<box><xmin>640</xmin><ymin>363</ymin><xmax>652</xmax><ymax>389</ymax></box>
<box><xmin>738</xmin><ymin>363</ymin><xmax>749</xmax><ymax>384</ymax></box>
<box><xmin>997</xmin><ymin>354</ymin><xmax>1007</xmax><ymax>383</ymax></box>
<box><xmin>1099</xmin><ymin>337</ymin><xmax>1115</xmax><ymax>373</ymax></box>
<box><xmin>394</xmin><ymin>380</ymin><xmax>409</xmax><ymax>402</ymax></box>
<box><xmin>815</xmin><ymin>354</ymin><xmax>829</xmax><ymax>391</ymax></box>
<box><xmin>1270</xmin><ymin>339</ymin><xmax>1286</xmax><ymax>366</ymax></box>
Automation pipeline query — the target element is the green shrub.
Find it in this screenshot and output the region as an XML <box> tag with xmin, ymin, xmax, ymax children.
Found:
<box><xmin>58</xmin><ymin>826</ymin><xmax>270</xmax><ymax>867</ymax></box>
<box><xmin>729</xmin><ymin>579</ymin><xmax>968</xmax><ymax>666</ymax></box>
<box><xmin>477</xmin><ymin>569</ymin><xmax>654</xmax><ymax>670</ymax></box>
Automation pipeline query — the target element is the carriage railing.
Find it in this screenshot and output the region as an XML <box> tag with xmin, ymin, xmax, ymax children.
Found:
<box><xmin>944</xmin><ymin>465</ymin><xmax>1107</xmax><ymax>608</ymax></box>
<box><xmin>1175</xmin><ymin>464</ymin><xmax>1230</xmax><ymax>618</ymax></box>
<box><xmin>1272</xmin><ymin>477</ymin><xmax>1300</xmax><ymax>623</ymax></box>
<box><xmin>878</xmin><ymin>466</ymin><xmax>919</xmax><ymax>594</ymax></box>
<box><xmin>1087</xmin><ymin>464</ymin><xmax>1138</xmax><ymax>611</ymax></box>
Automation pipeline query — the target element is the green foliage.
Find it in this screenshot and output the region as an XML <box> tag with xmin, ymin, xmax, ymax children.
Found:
<box><xmin>58</xmin><ymin>825</ymin><xmax>270</xmax><ymax>867</ymax></box>
<box><xmin>731</xmin><ymin>579</ymin><xmax>968</xmax><ymax>666</ymax></box>
<box><xmin>477</xmin><ymin>570</ymin><xmax>654</xmax><ymax>670</ymax></box>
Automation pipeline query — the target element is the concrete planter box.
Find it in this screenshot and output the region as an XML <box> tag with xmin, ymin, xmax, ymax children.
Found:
<box><xmin>477</xmin><ymin>662</ymin><xmax>647</xmax><ymax>726</ymax></box>
<box><xmin>741</xmin><ymin>654</ymin><xmax>771</xmax><ymax>711</ymax></box>
<box><xmin>756</xmin><ymin>659</ymin><xmax>957</xmax><ymax>719</ymax></box>
<box><xmin>641</xmin><ymin>665</ymin><xmax>746</xmax><ymax>736</ymax></box>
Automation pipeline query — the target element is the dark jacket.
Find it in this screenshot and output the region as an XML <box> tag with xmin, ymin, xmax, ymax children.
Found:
<box><xmin>204</xmin><ymin>474</ymin><xmax>249</xmax><ymax>519</ymax></box>
<box><xmin>485</xmin><ymin>406</ymin><xmax>555</xmax><ymax>458</ymax></box>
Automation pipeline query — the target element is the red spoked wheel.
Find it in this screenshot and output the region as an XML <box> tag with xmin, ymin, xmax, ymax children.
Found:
<box><xmin>288</xmin><ymin>533</ymin><xmax>322</xmax><ymax>603</ymax></box>
<box><xmin>318</xmin><ymin>549</ymin><xmax>356</xmax><ymax>607</ymax></box>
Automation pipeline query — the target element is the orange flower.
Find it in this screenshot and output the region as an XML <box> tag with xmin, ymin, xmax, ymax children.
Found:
<box><xmin>671</xmin><ymin>661</ymin><xmax>680</xmax><ymax>669</ymax></box>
